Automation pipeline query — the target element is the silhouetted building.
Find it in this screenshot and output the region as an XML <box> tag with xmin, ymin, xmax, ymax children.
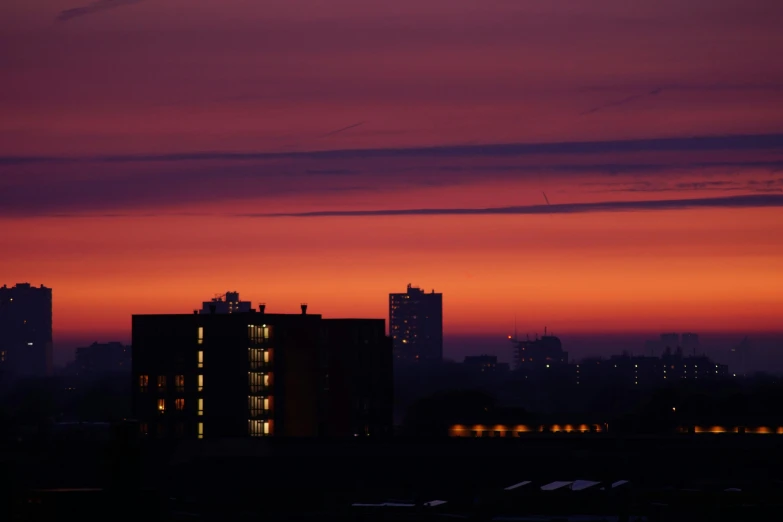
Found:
<box><xmin>0</xmin><ymin>283</ymin><xmax>53</xmax><ymax>379</ymax></box>
<box><xmin>132</xmin><ymin>304</ymin><xmax>392</xmax><ymax>439</ymax></box>
<box><xmin>576</xmin><ymin>349</ymin><xmax>729</xmax><ymax>387</ymax></box>
<box><xmin>464</xmin><ymin>355</ymin><xmax>510</xmax><ymax>373</ymax></box>
<box><xmin>681</xmin><ymin>332</ymin><xmax>700</xmax><ymax>355</ymax></box>
<box><xmin>63</xmin><ymin>342</ymin><xmax>131</xmax><ymax>380</ymax></box>
<box><xmin>512</xmin><ymin>333</ymin><xmax>568</xmax><ymax>370</ymax></box>
<box><xmin>199</xmin><ymin>291</ymin><xmax>251</xmax><ymax>314</ymax></box>
<box><xmin>660</xmin><ymin>333</ymin><xmax>679</xmax><ymax>349</ymax></box>
<box><xmin>389</xmin><ymin>284</ymin><xmax>443</xmax><ymax>362</ymax></box>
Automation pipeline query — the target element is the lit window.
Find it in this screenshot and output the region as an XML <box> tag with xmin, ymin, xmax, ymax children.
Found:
<box><xmin>175</xmin><ymin>398</ymin><xmax>185</xmax><ymax>410</ymax></box>
<box><xmin>249</xmin><ymin>396</ymin><xmax>271</xmax><ymax>416</ymax></box>
<box><xmin>198</xmin><ymin>398</ymin><xmax>204</xmax><ymax>416</ymax></box>
<box><xmin>248</xmin><ymin>372</ymin><xmax>271</xmax><ymax>393</ymax></box>
<box><xmin>198</xmin><ymin>422</ymin><xmax>204</xmax><ymax>439</ymax></box>
<box><xmin>157</xmin><ymin>375</ymin><xmax>166</xmax><ymax>391</ymax></box>
<box><xmin>198</xmin><ymin>351</ymin><xmax>204</xmax><ymax>368</ymax></box>
<box><xmin>175</xmin><ymin>374</ymin><xmax>185</xmax><ymax>392</ymax></box>
<box><xmin>158</xmin><ymin>398</ymin><xmax>165</xmax><ymax>412</ymax></box>
<box><xmin>140</xmin><ymin>423</ymin><xmax>148</xmax><ymax>435</ymax></box>
<box><xmin>198</xmin><ymin>374</ymin><xmax>204</xmax><ymax>392</ymax></box>
<box><xmin>248</xmin><ymin>324</ymin><xmax>272</xmax><ymax>344</ymax></box>
<box><xmin>249</xmin><ymin>348</ymin><xmax>265</xmax><ymax>369</ymax></box>
<box><xmin>139</xmin><ymin>375</ymin><xmax>149</xmax><ymax>390</ymax></box>
<box><xmin>198</xmin><ymin>327</ymin><xmax>204</xmax><ymax>345</ymax></box>
<box><xmin>248</xmin><ymin>419</ymin><xmax>272</xmax><ymax>437</ymax></box>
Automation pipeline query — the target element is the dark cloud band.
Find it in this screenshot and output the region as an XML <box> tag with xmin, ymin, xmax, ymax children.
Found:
<box><xmin>249</xmin><ymin>194</ymin><xmax>783</xmax><ymax>218</ymax></box>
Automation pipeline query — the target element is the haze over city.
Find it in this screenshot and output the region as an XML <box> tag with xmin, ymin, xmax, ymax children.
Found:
<box><xmin>2</xmin><ymin>0</ymin><xmax>782</xmax><ymax>368</ymax></box>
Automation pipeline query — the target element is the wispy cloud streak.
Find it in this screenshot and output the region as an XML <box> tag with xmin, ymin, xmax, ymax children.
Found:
<box><xmin>317</xmin><ymin>121</ymin><xmax>366</xmax><ymax>138</ymax></box>
<box><xmin>57</xmin><ymin>0</ymin><xmax>142</xmax><ymax>22</ymax></box>
<box><xmin>581</xmin><ymin>88</ymin><xmax>664</xmax><ymax>115</ymax></box>
<box><xmin>2</xmin><ymin>133</ymin><xmax>782</xmax><ymax>165</ymax></box>
<box><xmin>248</xmin><ymin>194</ymin><xmax>783</xmax><ymax>218</ymax></box>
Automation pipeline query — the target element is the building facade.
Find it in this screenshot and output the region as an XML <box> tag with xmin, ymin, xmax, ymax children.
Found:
<box><xmin>0</xmin><ymin>283</ymin><xmax>53</xmax><ymax>380</ymax></box>
<box><xmin>389</xmin><ymin>284</ymin><xmax>443</xmax><ymax>362</ymax></box>
<box><xmin>131</xmin><ymin>305</ymin><xmax>392</xmax><ymax>439</ymax></box>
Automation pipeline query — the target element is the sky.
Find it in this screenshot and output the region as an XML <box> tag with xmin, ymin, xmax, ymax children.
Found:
<box><xmin>1</xmin><ymin>0</ymin><xmax>783</xmax><ymax>365</ymax></box>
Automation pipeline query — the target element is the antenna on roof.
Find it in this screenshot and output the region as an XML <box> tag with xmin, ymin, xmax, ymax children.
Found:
<box><xmin>514</xmin><ymin>314</ymin><xmax>518</xmax><ymax>342</ymax></box>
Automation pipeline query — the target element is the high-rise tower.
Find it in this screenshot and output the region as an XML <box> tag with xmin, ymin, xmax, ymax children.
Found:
<box><xmin>0</xmin><ymin>283</ymin><xmax>53</xmax><ymax>379</ymax></box>
<box><xmin>389</xmin><ymin>284</ymin><xmax>443</xmax><ymax>362</ymax></box>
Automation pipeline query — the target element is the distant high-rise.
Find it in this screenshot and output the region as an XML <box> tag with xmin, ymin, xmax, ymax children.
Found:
<box><xmin>200</xmin><ymin>291</ymin><xmax>252</xmax><ymax>314</ymax></box>
<box><xmin>63</xmin><ymin>341</ymin><xmax>131</xmax><ymax>380</ymax></box>
<box><xmin>0</xmin><ymin>283</ymin><xmax>53</xmax><ymax>379</ymax></box>
<box><xmin>681</xmin><ymin>333</ymin><xmax>700</xmax><ymax>354</ymax></box>
<box><xmin>389</xmin><ymin>284</ymin><xmax>443</xmax><ymax>362</ymax></box>
<box><xmin>660</xmin><ymin>333</ymin><xmax>679</xmax><ymax>349</ymax></box>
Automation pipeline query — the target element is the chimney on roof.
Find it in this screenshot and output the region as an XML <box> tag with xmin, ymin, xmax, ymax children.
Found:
<box><xmin>259</xmin><ymin>303</ymin><xmax>266</xmax><ymax>314</ymax></box>
<box><xmin>301</xmin><ymin>303</ymin><xmax>308</xmax><ymax>315</ymax></box>
<box><xmin>209</xmin><ymin>304</ymin><xmax>216</xmax><ymax>314</ymax></box>
<box><xmin>193</xmin><ymin>310</ymin><xmax>198</xmax><ymax>315</ymax></box>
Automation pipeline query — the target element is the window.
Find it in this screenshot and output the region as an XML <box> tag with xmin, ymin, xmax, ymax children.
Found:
<box><xmin>175</xmin><ymin>398</ymin><xmax>185</xmax><ymax>411</ymax></box>
<box><xmin>248</xmin><ymin>420</ymin><xmax>272</xmax><ymax>437</ymax></box>
<box><xmin>140</xmin><ymin>423</ymin><xmax>149</xmax><ymax>435</ymax></box>
<box><xmin>157</xmin><ymin>375</ymin><xmax>166</xmax><ymax>392</ymax></box>
<box><xmin>198</xmin><ymin>351</ymin><xmax>204</xmax><ymax>368</ymax></box>
<box><xmin>198</xmin><ymin>374</ymin><xmax>204</xmax><ymax>392</ymax></box>
<box><xmin>139</xmin><ymin>375</ymin><xmax>149</xmax><ymax>391</ymax></box>
<box><xmin>198</xmin><ymin>398</ymin><xmax>204</xmax><ymax>416</ymax></box>
<box><xmin>248</xmin><ymin>396</ymin><xmax>270</xmax><ymax>416</ymax></box>
<box><xmin>198</xmin><ymin>326</ymin><xmax>204</xmax><ymax>345</ymax></box>
<box><xmin>198</xmin><ymin>422</ymin><xmax>204</xmax><ymax>439</ymax></box>
<box><xmin>175</xmin><ymin>375</ymin><xmax>185</xmax><ymax>392</ymax></box>
<box><xmin>158</xmin><ymin>398</ymin><xmax>165</xmax><ymax>413</ymax></box>
<box><xmin>248</xmin><ymin>324</ymin><xmax>271</xmax><ymax>344</ymax></box>
<box><xmin>248</xmin><ymin>372</ymin><xmax>270</xmax><ymax>393</ymax></box>
<box><xmin>249</xmin><ymin>348</ymin><xmax>262</xmax><ymax>369</ymax></box>
<box><xmin>175</xmin><ymin>422</ymin><xmax>184</xmax><ymax>437</ymax></box>
<box><xmin>248</xmin><ymin>348</ymin><xmax>271</xmax><ymax>369</ymax></box>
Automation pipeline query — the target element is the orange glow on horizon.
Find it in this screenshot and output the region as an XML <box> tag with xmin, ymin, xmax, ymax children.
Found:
<box><xmin>2</xmin><ymin>206</ymin><xmax>782</xmax><ymax>351</ymax></box>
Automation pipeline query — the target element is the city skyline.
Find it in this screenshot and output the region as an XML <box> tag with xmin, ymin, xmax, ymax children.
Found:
<box><xmin>2</xmin><ymin>0</ymin><xmax>782</xmax><ymax>366</ymax></box>
<box><xmin>1</xmin><ymin>280</ymin><xmax>770</xmax><ymax>375</ymax></box>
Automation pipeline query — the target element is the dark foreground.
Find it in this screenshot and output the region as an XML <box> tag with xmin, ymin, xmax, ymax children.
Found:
<box><xmin>4</xmin><ymin>434</ymin><xmax>783</xmax><ymax>521</ymax></box>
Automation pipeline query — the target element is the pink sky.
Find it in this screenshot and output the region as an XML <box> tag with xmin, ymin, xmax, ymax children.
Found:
<box><xmin>1</xmin><ymin>0</ymin><xmax>782</xmax><ymax>362</ymax></box>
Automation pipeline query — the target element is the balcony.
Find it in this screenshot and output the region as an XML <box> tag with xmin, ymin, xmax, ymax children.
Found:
<box><xmin>248</xmin><ymin>348</ymin><xmax>273</xmax><ymax>370</ymax></box>
<box><xmin>248</xmin><ymin>372</ymin><xmax>272</xmax><ymax>394</ymax></box>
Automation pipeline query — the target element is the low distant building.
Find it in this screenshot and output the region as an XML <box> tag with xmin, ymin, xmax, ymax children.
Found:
<box><xmin>199</xmin><ymin>291</ymin><xmax>252</xmax><ymax>314</ymax></box>
<box><xmin>463</xmin><ymin>355</ymin><xmax>510</xmax><ymax>373</ymax></box>
<box><xmin>511</xmin><ymin>333</ymin><xmax>568</xmax><ymax>370</ymax></box>
<box><xmin>576</xmin><ymin>348</ymin><xmax>729</xmax><ymax>387</ymax></box>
